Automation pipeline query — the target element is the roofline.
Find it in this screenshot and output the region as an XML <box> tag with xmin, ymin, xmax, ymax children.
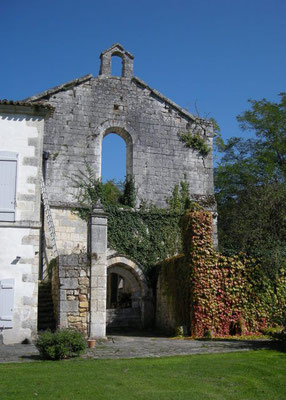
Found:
<box><xmin>20</xmin><ymin>72</ymin><xmax>213</xmax><ymax>129</ymax></box>
<box><xmin>132</xmin><ymin>76</ymin><xmax>197</xmax><ymax>122</ymax></box>
<box><xmin>0</xmin><ymin>100</ymin><xmax>54</xmax><ymax>117</ymax></box>
<box><xmin>23</xmin><ymin>74</ymin><xmax>93</xmax><ymax>102</ymax></box>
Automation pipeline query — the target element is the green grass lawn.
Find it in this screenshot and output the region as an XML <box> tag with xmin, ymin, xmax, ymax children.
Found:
<box><xmin>0</xmin><ymin>350</ymin><xmax>285</xmax><ymax>399</ymax></box>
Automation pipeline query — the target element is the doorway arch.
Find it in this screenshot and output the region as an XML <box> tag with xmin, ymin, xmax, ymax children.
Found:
<box><xmin>106</xmin><ymin>255</ymin><xmax>153</xmax><ymax>331</ymax></box>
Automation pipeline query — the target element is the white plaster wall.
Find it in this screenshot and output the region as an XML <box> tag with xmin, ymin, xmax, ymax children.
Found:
<box><xmin>0</xmin><ymin>112</ymin><xmax>44</xmax><ymax>343</ymax></box>
<box><xmin>0</xmin><ymin>114</ymin><xmax>44</xmax><ymax>222</ymax></box>
<box><xmin>0</xmin><ymin>227</ymin><xmax>39</xmax><ymax>344</ymax></box>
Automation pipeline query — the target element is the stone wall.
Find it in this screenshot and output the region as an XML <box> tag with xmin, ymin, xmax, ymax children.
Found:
<box><xmin>50</xmin><ymin>208</ymin><xmax>87</xmax><ymax>254</ymax></box>
<box><xmin>43</xmin><ymin>207</ymin><xmax>88</xmax><ymax>274</ymax></box>
<box><xmin>40</xmin><ymin>75</ymin><xmax>214</xmax><ymax>209</ymax></box>
<box><xmin>155</xmin><ymin>272</ymin><xmax>177</xmax><ymax>334</ymax></box>
<box><xmin>51</xmin><ymin>254</ymin><xmax>90</xmax><ymax>336</ymax></box>
<box><xmin>27</xmin><ymin>45</ymin><xmax>216</xmax><ymax>256</ymax></box>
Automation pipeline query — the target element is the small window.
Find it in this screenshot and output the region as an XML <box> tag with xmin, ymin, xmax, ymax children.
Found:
<box><xmin>0</xmin><ymin>152</ymin><xmax>18</xmax><ymax>222</ymax></box>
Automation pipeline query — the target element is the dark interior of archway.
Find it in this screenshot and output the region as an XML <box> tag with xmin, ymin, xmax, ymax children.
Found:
<box><xmin>107</xmin><ymin>272</ymin><xmax>132</xmax><ymax>309</ymax></box>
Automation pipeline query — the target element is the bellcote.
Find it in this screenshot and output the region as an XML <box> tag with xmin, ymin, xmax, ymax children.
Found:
<box><xmin>99</xmin><ymin>43</ymin><xmax>134</xmax><ymax>79</ymax></box>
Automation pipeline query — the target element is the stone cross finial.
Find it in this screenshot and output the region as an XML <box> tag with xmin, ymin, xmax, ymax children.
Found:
<box><xmin>92</xmin><ymin>198</ymin><xmax>103</xmax><ymax>211</ymax></box>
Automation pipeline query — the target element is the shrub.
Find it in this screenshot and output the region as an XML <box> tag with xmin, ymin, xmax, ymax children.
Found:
<box><xmin>36</xmin><ymin>329</ymin><xmax>86</xmax><ymax>360</ymax></box>
<box><xmin>178</xmin><ymin>131</ymin><xmax>210</xmax><ymax>156</ymax></box>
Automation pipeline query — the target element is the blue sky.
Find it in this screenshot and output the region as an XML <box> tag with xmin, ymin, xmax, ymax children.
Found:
<box><xmin>1</xmin><ymin>0</ymin><xmax>285</xmax><ymax>181</ymax></box>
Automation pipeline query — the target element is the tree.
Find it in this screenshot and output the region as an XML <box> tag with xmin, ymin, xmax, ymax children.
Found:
<box><xmin>215</xmin><ymin>93</ymin><xmax>286</xmax><ymax>276</ymax></box>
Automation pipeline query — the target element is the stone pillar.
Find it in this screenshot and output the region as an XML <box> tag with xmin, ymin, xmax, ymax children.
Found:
<box><xmin>99</xmin><ymin>53</ymin><xmax>111</xmax><ymax>76</ymax></box>
<box><xmin>122</xmin><ymin>51</ymin><xmax>134</xmax><ymax>79</ymax></box>
<box><xmin>89</xmin><ymin>202</ymin><xmax>107</xmax><ymax>338</ymax></box>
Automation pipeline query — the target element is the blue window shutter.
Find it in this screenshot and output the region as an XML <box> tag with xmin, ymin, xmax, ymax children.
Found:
<box><xmin>0</xmin><ymin>279</ymin><xmax>15</xmax><ymax>329</ymax></box>
<box><xmin>0</xmin><ymin>152</ymin><xmax>18</xmax><ymax>222</ymax></box>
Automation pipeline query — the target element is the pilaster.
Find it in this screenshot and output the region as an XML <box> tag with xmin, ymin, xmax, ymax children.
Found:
<box><xmin>89</xmin><ymin>201</ymin><xmax>107</xmax><ymax>338</ymax></box>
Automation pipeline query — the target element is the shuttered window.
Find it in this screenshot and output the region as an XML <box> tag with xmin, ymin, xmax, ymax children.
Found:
<box><xmin>0</xmin><ymin>152</ymin><xmax>18</xmax><ymax>222</ymax></box>
<box><xmin>0</xmin><ymin>279</ymin><xmax>14</xmax><ymax>329</ymax></box>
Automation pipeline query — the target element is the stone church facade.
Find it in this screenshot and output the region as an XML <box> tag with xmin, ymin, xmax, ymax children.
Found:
<box><xmin>20</xmin><ymin>43</ymin><xmax>217</xmax><ymax>338</ymax></box>
<box><xmin>10</xmin><ymin>43</ymin><xmax>215</xmax><ymax>339</ymax></box>
<box><xmin>27</xmin><ymin>43</ymin><xmax>216</xmax><ymax>260</ymax></box>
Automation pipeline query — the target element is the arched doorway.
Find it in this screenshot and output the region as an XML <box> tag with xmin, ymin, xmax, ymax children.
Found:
<box><xmin>106</xmin><ymin>255</ymin><xmax>153</xmax><ymax>331</ymax></box>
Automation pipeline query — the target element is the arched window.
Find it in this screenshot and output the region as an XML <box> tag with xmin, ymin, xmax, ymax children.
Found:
<box><xmin>111</xmin><ymin>54</ymin><xmax>123</xmax><ymax>77</ymax></box>
<box><xmin>101</xmin><ymin>133</ymin><xmax>126</xmax><ymax>183</ymax></box>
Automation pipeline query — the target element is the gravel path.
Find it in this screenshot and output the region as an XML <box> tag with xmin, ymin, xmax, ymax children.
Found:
<box><xmin>0</xmin><ymin>336</ymin><xmax>272</xmax><ymax>363</ymax></box>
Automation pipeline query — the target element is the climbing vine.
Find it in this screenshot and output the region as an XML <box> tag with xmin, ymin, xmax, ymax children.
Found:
<box><xmin>107</xmin><ymin>206</ymin><xmax>182</xmax><ymax>281</ymax></box>
<box><xmin>160</xmin><ymin>209</ymin><xmax>286</xmax><ymax>337</ymax></box>
<box><xmin>72</xmin><ymin>165</ymin><xmax>193</xmax><ymax>281</ymax></box>
<box><xmin>73</xmin><ymin>162</ymin><xmax>286</xmax><ymax>336</ymax></box>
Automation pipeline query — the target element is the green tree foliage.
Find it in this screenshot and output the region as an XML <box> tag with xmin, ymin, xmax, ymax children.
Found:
<box><xmin>215</xmin><ymin>93</ymin><xmax>286</xmax><ymax>277</ymax></box>
<box><xmin>102</xmin><ymin>180</ymin><xmax>122</xmax><ymax>205</ymax></box>
<box><xmin>237</xmin><ymin>94</ymin><xmax>286</xmax><ymax>180</ymax></box>
<box><xmin>72</xmin><ymin>162</ymin><xmax>136</xmax><ymax>218</ymax></box>
<box><xmin>120</xmin><ymin>175</ymin><xmax>136</xmax><ymax>208</ymax></box>
<box><xmin>166</xmin><ymin>180</ymin><xmax>192</xmax><ymax>212</ymax></box>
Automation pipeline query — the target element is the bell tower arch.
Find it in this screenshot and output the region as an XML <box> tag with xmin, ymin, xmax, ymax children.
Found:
<box><xmin>99</xmin><ymin>43</ymin><xmax>134</xmax><ymax>79</ymax></box>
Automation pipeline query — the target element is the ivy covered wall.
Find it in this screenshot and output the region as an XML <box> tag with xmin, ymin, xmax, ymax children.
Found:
<box><xmin>107</xmin><ymin>206</ymin><xmax>182</xmax><ymax>280</ymax></box>
<box><xmin>159</xmin><ymin>209</ymin><xmax>286</xmax><ymax>336</ymax></box>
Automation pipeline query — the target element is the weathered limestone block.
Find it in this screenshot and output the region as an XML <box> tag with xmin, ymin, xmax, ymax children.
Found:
<box><xmin>68</xmin><ymin>315</ymin><xmax>82</xmax><ymax>323</ymax></box>
<box><xmin>51</xmin><ymin>254</ymin><xmax>90</xmax><ymax>336</ymax></box>
<box><xmin>79</xmin><ymin>277</ymin><xmax>89</xmax><ymax>286</ymax></box>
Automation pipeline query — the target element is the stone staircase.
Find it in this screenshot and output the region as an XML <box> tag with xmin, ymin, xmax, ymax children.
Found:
<box><xmin>37</xmin><ymin>281</ymin><xmax>56</xmax><ymax>332</ymax></box>
<box><xmin>41</xmin><ymin>177</ymin><xmax>58</xmax><ymax>258</ymax></box>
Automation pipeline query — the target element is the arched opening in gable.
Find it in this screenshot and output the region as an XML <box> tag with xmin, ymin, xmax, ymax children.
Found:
<box><xmin>101</xmin><ymin>133</ymin><xmax>126</xmax><ymax>184</ymax></box>
<box><xmin>101</xmin><ymin>127</ymin><xmax>133</xmax><ymax>181</ymax></box>
<box><xmin>111</xmin><ymin>54</ymin><xmax>123</xmax><ymax>77</ymax></box>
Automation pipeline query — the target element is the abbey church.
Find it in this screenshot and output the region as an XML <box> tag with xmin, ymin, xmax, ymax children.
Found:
<box><xmin>0</xmin><ymin>44</ymin><xmax>216</xmax><ymax>344</ymax></box>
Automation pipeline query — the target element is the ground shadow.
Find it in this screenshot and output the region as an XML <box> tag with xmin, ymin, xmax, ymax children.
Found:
<box><xmin>106</xmin><ymin>328</ymin><xmax>168</xmax><ymax>338</ymax></box>
<box><xmin>21</xmin><ymin>354</ymin><xmax>41</xmax><ymax>361</ymax></box>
